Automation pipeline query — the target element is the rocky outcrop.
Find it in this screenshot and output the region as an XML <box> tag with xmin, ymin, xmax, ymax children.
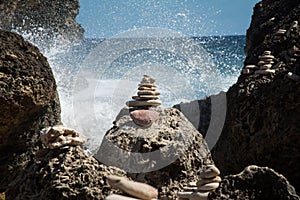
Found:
<box><xmin>6</xmin><ymin>146</ymin><xmax>127</xmax><ymax>200</ymax></box>
<box><xmin>96</xmin><ymin>107</ymin><xmax>214</xmax><ymax>199</ymax></box>
<box><xmin>173</xmin><ymin>96</ymin><xmax>211</xmax><ymax>138</ymax></box>
<box><xmin>0</xmin><ymin>0</ymin><xmax>84</xmax><ymax>49</ymax></box>
<box><xmin>0</xmin><ymin>30</ymin><xmax>61</xmax><ymax>191</ymax></box>
<box><xmin>211</xmin><ymin>0</ymin><xmax>300</xmax><ymax>193</ymax></box>
<box><xmin>209</xmin><ymin>165</ymin><xmax>300</xmax><ymax>200</ymax></box>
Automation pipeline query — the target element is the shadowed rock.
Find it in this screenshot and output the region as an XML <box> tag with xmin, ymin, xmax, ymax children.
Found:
<box><xmin>209</xmin><ymin>165</ymin><xmax>300</xmax><ymax>200</ymax></box>
<box><xmin>0</xmin><ymin>30</ymin><xmax>61</xmax><ymax>191</ymax></box>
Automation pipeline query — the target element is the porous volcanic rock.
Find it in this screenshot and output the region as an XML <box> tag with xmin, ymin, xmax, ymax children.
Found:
<box><xmin>0</xmin><ymin>30</ymin><xmax>61</xmax><ymax>191</ymax></box>
<box><xmin>0</xmin><ymin>0</ymin><xmax>84</xmax><ymax>49</ymax></box>
<box><xmin>209</xmin><ymin>165</ymin><xmax>300</xmax><ymax>200</ymax></box>
<box><xmin>96</xmin><ymin>107</ymin><xmax>214</xmax><ymax>199</ymax></box>
<box><xmin>6</xmin><ymin>146</ymin><xmax>127</xmax><ymax>200</ymax></box>
<box><xmin>211</xmin><ymin>0</ymin><xmax>300</xmax><ymax>193</ymax></box>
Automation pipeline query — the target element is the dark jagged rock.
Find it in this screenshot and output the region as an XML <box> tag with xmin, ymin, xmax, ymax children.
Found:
<box><xmin>173</xmin><ymin>96</ymin><xmax>211</xmax><ymax>137</ymax></box>
<box><xmin>209</xmin><ymin>165</ymin><xmax>300</xmax><ymax>200</ymax></box>
<box><xmin>96</xmin><ymin>107</ymin><xmax>214</xmax><ymax>199</ymax></box>
<box><xmin>6</xmin><ymin>146</ymin><xmax>126</xmax><ymax>200</ymax></box>
<box><xmin>0</xmin><ymin>0</ymin><xmax>84</xmax><ymax>49</ymax></box>
<box><xmin>0</xmin><ymin>30</ymin><xmax>61</xmax><ymax>191</ymax></box>
<box><xmin>212</xmin><ymin>0</ymin><xmax>300</xmax><ymax>194</ymax></box>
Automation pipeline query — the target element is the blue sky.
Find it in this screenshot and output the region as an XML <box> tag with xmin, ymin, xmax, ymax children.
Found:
<box><xmin>77</xmin><ymin>0</ymin><xmax>260</xmax><ymax>38</ymax></box>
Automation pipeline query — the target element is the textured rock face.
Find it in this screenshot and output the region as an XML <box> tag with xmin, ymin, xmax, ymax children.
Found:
<box><xmin>6</xmin><ymin>146</ymin><xmax>126</xmax><ymax>200</ymax></box>
<box><xmin>212</xmin><ymin>0</ymin><xmax>300</xmax><ymax>193</ymax></box>
<box><xmin>96</xmin><ymin>107</ymin><xmax>214</xmax><ymax>199</ymax></box>
<box><xmin>209</xmin><ymin>165</ymin><xmax>300</xmax><ymax>200</ymax></box>
<box><xmin>0</xmin><ymin>30</ymin><xmax>61</xmax><ymax>191</ymax></box>
<box><xmin>0</xmin><ymin>0</ymin><xmax>84</xmax><ymax>49</ymax></box>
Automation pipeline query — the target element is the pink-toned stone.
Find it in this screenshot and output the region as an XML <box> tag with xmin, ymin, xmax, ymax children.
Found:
<box><xmin>130</xmin><ymin>110</ymin><xmax>159</xmax><ymax>127</ymax></box>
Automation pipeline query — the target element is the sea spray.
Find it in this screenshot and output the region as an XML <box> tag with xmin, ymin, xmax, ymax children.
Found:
<box><xmin>15</xmin><ymin>28</ymin><xmax>244</xmax><ymax>153</ymax></box>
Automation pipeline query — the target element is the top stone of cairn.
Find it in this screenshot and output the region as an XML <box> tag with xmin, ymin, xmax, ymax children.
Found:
<box><xmin>126</xmin><ymin>75</ymin><xmax>162</xmax><ymax>108</ymax></box>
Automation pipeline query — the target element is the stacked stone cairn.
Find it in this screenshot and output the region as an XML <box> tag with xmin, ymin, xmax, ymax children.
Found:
<box><xmin>243</xmin><ymin>51</ymin><xmax>276</xmax><ymax>75</ymax></box>
<box><xmin>177</xmin><ymin>164</ymin><xmax>221</xmax><ymax>200</ymax></box>
<box><xmin>40</xmin><ymin>125</ymin><xmax>86</xmax><ymax>149</ymax></box>
<box><xmin>105</xmin><ymin>175</ymin><xmax>158</xmax><ymax>200</ymax></box>
<box><xmin>273</xmin><ymin>29</ymin><xmax>287</xmax><ymax>43</ymax></box>
<box><xmin>126</xmin><ymin>75</ymin><xmax>161</xmax><ymax>108</ymax></box>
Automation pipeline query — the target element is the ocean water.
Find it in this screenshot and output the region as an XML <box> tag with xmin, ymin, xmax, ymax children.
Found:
<box><xmin>39</xmin><ymin>34</ymin><xmax>245</xmax><ymax>152</ymax></box>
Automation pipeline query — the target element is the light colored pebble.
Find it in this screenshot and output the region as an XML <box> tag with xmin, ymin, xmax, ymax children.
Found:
<box><xmin>107</xmin><ymin>175</ymin><xmax>158</xmax><ymax>200</ymax></box>
<box><xmin>197</xmin><ymin>182</ymin><xmax>220</xmax><ymax>191</ymax></box>
<box><xmin>199</xmin><ymin>165</ymin><xmax>220</xmax><ymax>179</ymax></box>
<box><xmin>177</xmin><ymin>191</ymin><xmax>209</xmax><ymax>200</ymax></box>
<box><xmin>255</xmin><ymin>69</ymin><xmax>275</xmax><ymax>75</ymax></box>
<box><xmin>105</xmin><ymin>194</ymin><xmax>139</xmax><ymax>200</ymax></box>
<box><xmin>197</xmin><ymin>176</ymin><xmax>222</xmax><ymax>187</ymax></box>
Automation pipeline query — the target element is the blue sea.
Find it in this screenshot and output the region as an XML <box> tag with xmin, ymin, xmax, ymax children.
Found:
<box><xmin>38</xmin><ymin>34</ymin><xmax>245</xmax><ymax>151</ymax></box>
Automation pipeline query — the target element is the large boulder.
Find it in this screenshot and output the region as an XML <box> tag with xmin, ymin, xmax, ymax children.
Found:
<box><xmin>6</xmin><ymin>146</ymin><xmax>126</xmax><ymax>200</ymax></box>
<box><xmin>96</xmin><ymin>107</ymin><xmax>214</xmax><ymax>199</ymax></box>
<box><xmin>0</xmin><ymin>30</ymin><xmax>61</xmax><ymax>191</ymax></box>
<box><xmin>209</xmin><ymin>165</ymin><xmax>300</xmax><ymax>200</ymax></box>
<box><xmin>0</xmin><ymin>0</ymin><xmax>84</xmax><ymax>49</ymax></box>
<box><xmin>211</xmin><ymin>0</ymin><xmax>300</xmax><ymax>193</ymax></box>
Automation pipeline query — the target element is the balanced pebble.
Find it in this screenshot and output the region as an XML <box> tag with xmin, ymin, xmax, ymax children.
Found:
<box><xmin>197</xmin><ymin>182</ymin><xmax>220</xmax><ymax>191</ymax></box>
<box><xmin>255</xmin><ymin>69</ymin><xmax>275</xmax><ymax>75</ymax></box>
<box><xmin>196</xmin><ymin>176</ymin><xmax>222</xmax><ymax>187</ymax></box>
<box><xmin>199</xmin><ymin>165</ymin><xmax>220</xmax><ymax>179</ymax></box>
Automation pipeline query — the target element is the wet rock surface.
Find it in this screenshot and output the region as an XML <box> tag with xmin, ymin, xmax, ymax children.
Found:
<box><xmin>6</xmin><ymin>146</ymin><xmax>126</xmax><ymax>200</ymax></box>
<box><xmin>96</xmin><ymin>107</ymin><xmax>214</xmax><ymax>199</ymax></box>
<box><xmin>209</xmin><ymin>165</ymin><xmax>300</xmax><ymax>200</ymax></box>
<box><xmin>0</xmin><ymin>30</ymin><xmax>61</xmax><ymax>191</ymax></box>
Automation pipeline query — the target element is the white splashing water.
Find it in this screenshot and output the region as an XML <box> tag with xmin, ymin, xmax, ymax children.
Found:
<box><xmin>14</xmin><ymin>11</ymin><xmax>243</xmax><ymax>153</ymax></box>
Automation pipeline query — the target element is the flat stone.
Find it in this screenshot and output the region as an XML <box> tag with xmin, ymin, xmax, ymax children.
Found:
<box><xmin>259</xmin><ymin>55</ymin><xmax>275</xmax><ymax>59</ymax></box>
<box><xmin>182</xmin><ymin>186</ymin><xmax>198</xmax><ymax>191</ymax></box>
<box><xmin>199</xmin><ymin>165</ymin><xmax>220</xmax><ymax>179</ymax></box>
<box><xmin>106</xmin><ymin>175</ymin><xmax>158</xmax><ymax>200</ymax></box>
<box><xmin>130</xmin><ymin>110</ymin><xmax>159</xmax><ymax>127</ymax></box>
<box><xmin>177</xmin><ymin>191</ymin><xmax>209</xmax><ymax>200</ymax></box>
<box><xmin>132</xmin><ymin>95</ymin><xmax>159</xmax><ymax>100</ymax></box>
<box><xmin>258</xmin><ymin>60</ymin><xmax>274</xmax><ymax>66</ymax></box>
<box><xmin>196</xmin><ymin>176</ymin><xmax>222</xmax><ymax>187</ymax></box>
<box><xmin>105</xmin><ymin>194</ymin><xmax>139</xmax><ymax>200</ymax></box>
<box><xmin>197</xmin><ymin>182</ymin><xmax>219</xmax><ymax>191</ymax></box>
<box><xmin>138</xmin><ymin>86</ymin><xmax>156</xmax><ymax>91</ymax></box>
<box><xmin>126</xmin><ymin>100</ymin><xmax>162</xmax><ymax>107</ymax></box>
<box><xmin>255</xmin><ymin>69</ymin><xmax>276</xmax><ymax>75</ymax></box>
<box><xmin>138</xmin><ymin>83</ymin><xmax>156</xmax><ymax>88</ymax></box>
<box><xmin>245</xmin><ymin>65</ymin><xmax>258</xmax><ymax>69</ymax></box>
<box><xmin>138</xmin><ymin>90</ymin><xmax>160</xmax><ymax>96</ymax></box>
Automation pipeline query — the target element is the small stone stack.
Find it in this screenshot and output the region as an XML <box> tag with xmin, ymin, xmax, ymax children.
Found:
<box><xmin>197</xmin><ymin>165</ymin><xmax>221</xmax><ymax>192</ymax></box>
<box><xmin>177</xmin><ymin>164</ymin><xmax>221</xmax><ymax>200</ymax></box>
<box><xmin>255</xmin><ymin>51</ymin><xmax>276</xmax><ymax>75</ymax></box>
<box><xmin>273</xmin><ymin>29</ymin><xmax>286</xmax><ymax>43</ymax></box>
<box><xmin>126</xmin><ymin>75</ymin><xmax>162</xmax><ymax>108</ymax></box>
<box><xmin>40</xmin><ymin>125</ymin><xmax>86</xmax><ymax>149</ymax></box>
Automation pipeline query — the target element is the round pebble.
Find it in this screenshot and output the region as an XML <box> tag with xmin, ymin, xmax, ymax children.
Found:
<box><xmin>130</xmin><ymin>110</ymin><xmax>159</xmax><ymax>127</ymax></box>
